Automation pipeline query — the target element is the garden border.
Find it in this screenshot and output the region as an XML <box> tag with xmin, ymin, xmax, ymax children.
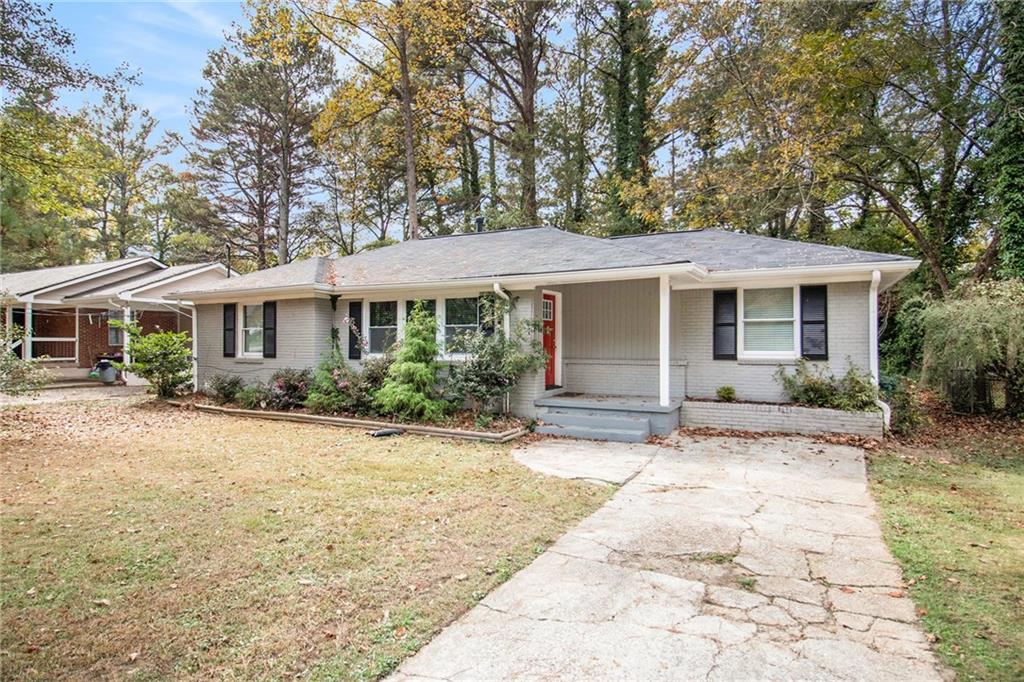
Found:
<box><xmin>167</xmin><ymin>401</ymin><xmax>529</xmax><ymax>443</ymax></box>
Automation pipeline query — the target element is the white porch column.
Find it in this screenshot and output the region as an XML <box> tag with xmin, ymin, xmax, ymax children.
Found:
<box><xmin>659</xmin><ymin>274</ymin><xmax>671</xmax><ymax>406</ymax></box>
<box><xmin>24</xmin><ymin>302</ymin><xmax>33</xmax><ymax>360</ymax></box>
<box><xmin>869</xmin><ymin>270</ymin><xmax>881</xmax><ymax>386</ymax></box>
<box><xmin>74</xmin><ymin>306</ymin><xmax>80</xmax><ymax>365</ymax></box>
<box><xmin>122</xmin><ymin>305</ymin><xmax>132</xmax><ymax>366</ymax></box>
<box><xmin>189</xmin><ymin>304</ymin><xmax>198</xmax><ymax>391</ymax></box>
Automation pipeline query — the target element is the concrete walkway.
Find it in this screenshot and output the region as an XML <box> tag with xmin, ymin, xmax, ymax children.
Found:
<box><xmin>393</xmin><ymin>436</ymin><xmax>946</xmax><ymax>681</ymax></box>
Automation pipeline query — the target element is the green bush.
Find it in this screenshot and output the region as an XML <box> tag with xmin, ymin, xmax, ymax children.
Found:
<box><xmin>884</xmin><ymin>377</ymin><xmax>927</xmax><ymax>436</ymax></box>
<box><xmin>237</xmin><ymin>382</ymin><xmax>272</xmax><ymax>410</ymax></box>
<box><xmin>716</xmin><ymin>385</ymin><xmax>737</xmax><ymax>402</ymax></box>
<box><xmin>267</xmin><ymin>367</ymin><xmax>311</xmax><ymax>410</ymax></box>
<box><xmin>775</xmin><ymin>359</ymin><xmax>878</xmax><ymax>411</ymax></box>
<box><xmin>920</xmin><ymin>279</ymin><xmax>1024</xmax><ymax>415</ymax></box>
<box><xmin>206</xmin><ymin>373</ymin><xmax>244</xmax><ymax>405</ymax></box>
<box><xmin>111</xmin><ymin>320</ymin><xmax>192</xmax><ymax>398</ymax></box>
<box><xmin>374</xmin><ymin>301</ymin><xmax>448</xmax><ymax>421</ymax></box>
<box><xmin>0</xmin><ymin>323</ymin><xmax>53</xmax><ymax>395</ymax></box>
<box><xmin>305</xmin><ymin>349</ymin><xmax>393</xmax><ymax>415</ymax></box>
<box><xmin>448</xmin><ymin>300</ymin><xmax>546</xmax><ymax>414</ymax></box>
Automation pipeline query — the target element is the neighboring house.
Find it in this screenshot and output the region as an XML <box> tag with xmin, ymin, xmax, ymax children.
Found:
<box><xmin>2</xmin><ymin>258</ymin><xmax>229</xmax><ymax>379</ymax></box>
<box><xmin>176</xmin><ymin>227</ymin><xmax>919</xmax><ymax>440</ymax></box>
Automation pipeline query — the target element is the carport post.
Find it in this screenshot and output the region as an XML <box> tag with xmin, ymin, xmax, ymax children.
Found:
<box><xmin>659</xmin><ymin>274</ymin><xmax>671</xmax><ymax>406</ymax></box>
<box><xmin>122</xmin><ymin>305</ymin><xmax>132</xmax><ymax>367</ymax></box>
<box><xmin>24</xmin><ymin>302</ymin><xmax>33</xmax><ymax>360</ymax></box>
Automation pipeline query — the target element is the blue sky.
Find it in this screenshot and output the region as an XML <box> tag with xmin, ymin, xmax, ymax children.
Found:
<box><xmin>50</xmin><ymin>1</ymin><xmax>245</xmax><ymax>164</ymax></box>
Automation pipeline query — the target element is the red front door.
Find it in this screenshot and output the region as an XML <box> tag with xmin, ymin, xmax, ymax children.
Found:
<box><xmin>542</xmin><ymin>293</ymin><xmax>557</xmax><ymax>387</ymax></box>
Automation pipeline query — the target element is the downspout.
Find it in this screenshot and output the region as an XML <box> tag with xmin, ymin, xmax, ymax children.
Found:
<box><xmin>869</xmin><ymin>270</ymin><xmax>891</xmax><ymax>433</ymax></box>
<box><xmin>492</xmin><ymin>282</ymin><xmax>512</xmax><ymax>413</ymax></box>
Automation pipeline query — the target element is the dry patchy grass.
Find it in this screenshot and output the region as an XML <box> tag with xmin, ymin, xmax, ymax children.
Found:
<box><xmin>0</xmin><ymin>398</ymin><xmax>611</xmax><ymax>680</ymax></box>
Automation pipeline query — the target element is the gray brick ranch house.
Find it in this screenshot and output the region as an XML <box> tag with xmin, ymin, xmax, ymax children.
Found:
<box><xmin>176</xmin><ymin>227</ymin><xmax>920</xmax><ymax>440</ymax></box>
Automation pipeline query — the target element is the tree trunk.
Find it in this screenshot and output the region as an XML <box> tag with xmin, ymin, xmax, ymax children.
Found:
<box><xmin>397</xmin><ymin>25</ymin><xmax>420</xmax><ymax>240</ymax></box>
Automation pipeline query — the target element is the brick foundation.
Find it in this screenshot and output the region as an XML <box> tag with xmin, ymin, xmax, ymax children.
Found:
<box><xmin>681</xmin><ymin>400</ymin><xmax>884</xmax><ymax>438</ymax></box>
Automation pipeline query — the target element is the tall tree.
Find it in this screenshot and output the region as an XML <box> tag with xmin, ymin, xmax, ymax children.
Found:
<box><xmin>87</xmin><ymin>89</ymin><xmax>162</xmax><ymax>258</ymax></box>
<box><xmin>995</xmin><ymin>0</ymin><xmax>1024</xmax><ymax>279</ymax></box>
<box><xmin>466</xmin><ymin>0</ymin><xmax>559</xmax><ymax>223</ymax></box>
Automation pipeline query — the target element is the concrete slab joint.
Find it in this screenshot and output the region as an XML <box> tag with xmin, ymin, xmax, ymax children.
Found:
<box><xmin>392</xmin><ymin>434</ymin><xmax>946</xmax><ymax>682</ymax></box>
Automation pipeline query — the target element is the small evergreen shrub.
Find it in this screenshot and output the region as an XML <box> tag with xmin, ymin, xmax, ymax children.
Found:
<box><xmin>775</xmin><ymin>359</ymin><xmax>878</xmax><ymax>411</ymax></box>
<box><xmin>305</xmin><ymin>350</ymin><xmax>393</xmax><ymax>415</ymax></box>
<box><xmin>716</xmin><ymin>385</ymin><xmax>737</xmax><ymax>402</ymax></box>
<box><xmin>237</xmin><ymin>382</ymin><xmax>272</xmax><ymax>410</ymax></box>
<box><xmin>110</xmin><ymin>321</ymin><xmax>192</xmax><ymax>398</ymax></box>
<box><xmin>267</xmin><ymin>368</ymin><xmax>312</xmax><ymax>410</ymax></box>
<box><xmin>0</xmin><ymin>323</ymin><xmax>53</xmax><ymax>395</ymax></box>
<box><xmin>374</xmin><ymin>302</ymin><xmax>448</xmax><ymax>421</ymax></box>
<box><xmin>207</xmin><ymin>373</ymin><xmax>244</xmax><ymax>405</ymax></box>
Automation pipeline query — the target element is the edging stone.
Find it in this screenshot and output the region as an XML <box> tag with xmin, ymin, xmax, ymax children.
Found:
<box><xmin>681</xmin><ymin>400</ymin><xmax>884</xmax><ymax>438</ymax></box>
<box><xmin>167</xmin><ymin>401</ymin><xmax>528</xmax><ymax>443</ymax></box>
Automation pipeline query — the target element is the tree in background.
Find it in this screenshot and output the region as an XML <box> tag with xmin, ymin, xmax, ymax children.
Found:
<box><xmin>995</xmin><ymin>0</ymin><xmax>1024</xmax><ymax>279</ymax></box>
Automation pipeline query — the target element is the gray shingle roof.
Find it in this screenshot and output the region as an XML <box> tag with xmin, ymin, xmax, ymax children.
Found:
<box><xmin>177</xmin><ymin>227</ymin><xmax>917</xmax><ymax>296</ymax></box>
<box><xmin>612</xmin><ymin>230</ymin><xmax>915</xmax><ymax>271</ymax></box>
<box><xmin>66</xmin><ymin>263</ymin><xmax>216</xmax><ymax>299</ymax></box>
<box><xmin>0</xmin><ymin>257</ymin><xmax>152</xmax><ymax>297</ymax></box>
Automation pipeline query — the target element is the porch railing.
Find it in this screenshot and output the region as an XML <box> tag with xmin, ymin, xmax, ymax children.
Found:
<box><xmin>29</xmin><ymin>337</ymin><xmax>76</xmax><ymax>362</ymax></box>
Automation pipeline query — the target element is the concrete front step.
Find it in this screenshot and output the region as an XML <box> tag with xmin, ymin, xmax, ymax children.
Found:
<box><xmin>542</xmin><ymin>410</ymin><xmax>651</xmax><ymax>431</ymax></box>
<box><xmin>535</xmin><ymin>423</ymin><xmax>650</xmax><ymax>443</ymax></box>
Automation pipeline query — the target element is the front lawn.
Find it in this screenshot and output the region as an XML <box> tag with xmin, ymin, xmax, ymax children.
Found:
<box><xmin>0</xmin><ymin>398</ymin><xmax>610</xmax><ymax>680</ymax></box>
<box><xmin>869</xmin><ymin>412</ymin><xmax>1024</xmax><ymax>681</ymax></box>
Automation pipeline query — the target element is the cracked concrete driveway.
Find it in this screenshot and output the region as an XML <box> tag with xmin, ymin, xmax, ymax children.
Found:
<box><xmin>392</xmin><ymin>436</ymin><xmax>947</xmax><ymax>681</ymax></box>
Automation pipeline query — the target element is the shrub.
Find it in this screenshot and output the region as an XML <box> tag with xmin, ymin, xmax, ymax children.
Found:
<box><xmin>206</xmin><ymin>373</ymin><xmax>244</xmax><ymax>405</ymax></box>
<box><xmin>374</xmin><ymin>301</ymin><xmax>448</xmax><ymax>421</ymax></box>
<box><xmin>0</xmin><ymin>323</ymin><xmax>53</xmax><ymax>395</ymax></box>
<box><xmin>448</xmin><ymin>300</ymin><xmax>546</xmax><ymax>414</ymax></box>
<box><xmin>111</xmin><ymin>321</ymin><xmax>192</xmax><ymax>398</ymax></box>
<box><xmin>920</xmin><ymin>279</ymin><xmax>1024</xmax><ymax>415</ymax></box>
<box><xmin>304</xmin><ymin>348</ymin><xmax>394</xmax><ymax>416</ymax></box>
<box><xmin>267</xmin><ymin>368</ymin><xmax>312</xmax><ymax>410</ymax></box>
<box><xmin>775</xmin><ymin>359</ymin><xmax>878</xmax><ymax>411</ymax></box>
<box><xmin>716</xmin><ymin>385</ymin><xmax>737</xmax><ymax>402</ymax></box>
<box><xmin>884</xmin><ymin>377</ymin><xmax>927</xmax><ymax>436</ymax></box>
<box><xmin>237</xmin><ymin>382</ymin><xmax>272</xmax><ymax>410</ymax></box>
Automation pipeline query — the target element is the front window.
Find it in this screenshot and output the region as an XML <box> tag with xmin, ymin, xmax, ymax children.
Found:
<box><xmin>444</xmin><ymin>297</ymin><xmax>479</xmax><ymax>352</ymax></box>
<box><xmin>242</xmin><ymin>304</ymin><xmax>263</xmax><ymax>355</ymax></box>
<box><xmin>742</xmin><ymin>288</ymin><xmax>795</xmax><ymax>355</ymax></box>
<box><xmin>369</xmin><ymin>301</ymin><xmax>398</xmax><ymax>353</ymax></box>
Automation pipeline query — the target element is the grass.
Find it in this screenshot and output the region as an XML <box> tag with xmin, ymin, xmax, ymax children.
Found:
<box><xmin>0</xmin><ymin>398</ymin><xmax>612</xmax><ymax>680</ymax></box>
<box><xmin>868</xmin><ymin>415</ymin><xmax>1024</xmax><ymax>681</ymax></box>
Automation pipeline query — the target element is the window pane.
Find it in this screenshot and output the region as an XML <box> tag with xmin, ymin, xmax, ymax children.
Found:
<box><xmin>802</xmin><ymin>322</ymin><xmax>827</xmax><ymax>357</ymax></box>
<box><xmin>370</xmin><ymin>301</ymin><xmax>397</xmax><ymax>326</ymax></box>
<box><xmin>445</xmin><ymin>297</ymin><xmax>478</xmax><ymax>325</ymax></box>
<box><xmin>405</xmin><ymin>299</ymin><xmax>436</xmax><ymax>319</ymax></box>
<box><xmin>369</xmin><ymin>327</ymin><xmax>397</xmax><ymax>354</ymax></box>
<box><xmin>244</xmin><ymin>304</ymin><xmax>263</xmax><ymax>328</ymax></box>
<box><xmin>244</xmin><ymin>328</ymin><xmax>263</xmax><ymax>353</ymax></box>
<box><xmin>444</xmin><ymin>325</ymin><xmax>475</xmax><ymax>353</ymax></box>
<box><xmin>713</xmin><ymin>326</ymin><xmax>735</xmax><ymax>357</ymax></box>
<box><xmin>744</xmin><ymin>288</ymin><xmax>793</xmax><ymax>320</ymax></box>
<box><xmin>744</xmin><ymin>320</ymin><xmax>794</xmax><ymax>352</ymax></box>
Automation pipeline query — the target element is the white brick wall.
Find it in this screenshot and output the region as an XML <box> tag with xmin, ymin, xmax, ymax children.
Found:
<box><xmin>681</xmin><ymin>400</ymin><xmax>883</xmax><ymax>438</ymax></box>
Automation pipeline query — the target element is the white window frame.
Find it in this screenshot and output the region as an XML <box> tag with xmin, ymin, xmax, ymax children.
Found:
<box><xmin>442</xmin><ymin>296</ymin><xmax>481</xmax><ymax>356</ymax></box>
<box><xmin>737</xmin><ymin>286</ymin><xmax>800</xmax><ymax>360</ymax></box>
<box><xmin>366</xmin><ymin>300</ymin><xmax>400</xmax><ymax>356</ymax></box>
<box><xmin>239</xmin><ymin>303</ymin><xmax>264</xmax><ymax>358</ymax></box>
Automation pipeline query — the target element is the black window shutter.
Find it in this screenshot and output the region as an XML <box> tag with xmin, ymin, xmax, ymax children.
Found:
<box><xmin>348</xmin><ymin>300</ymin><xmax>362</xmax><ymax>360</ymax></box>
<box><xmin>712</xmin><ymin>290</ymin><xmax>737</xmax><ymax>360</ymax></box>
<box><xmin>223</xmin><ymin>304</ymin><xmax>236</xmax><ymax>357</ymax></box>
<box><xmin>800</xmin><ymin>285</ymin><xmax>828</xmax><ymax>360</ymax></box>
<box><xmin>263</xmin><ymin>301</ymin><xmax>277</xmax><ymax>358</ymax></box>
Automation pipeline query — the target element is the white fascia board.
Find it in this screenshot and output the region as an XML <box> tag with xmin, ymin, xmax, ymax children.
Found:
<box><xmin>671</xmin><ymin>260</ymin><xmax>921</xmax><ymax>290</ymax></box>
<box><xmin>185</xmin><ymin>284</ymin><xmax>334</xmax><ymax>303</ymax></box>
